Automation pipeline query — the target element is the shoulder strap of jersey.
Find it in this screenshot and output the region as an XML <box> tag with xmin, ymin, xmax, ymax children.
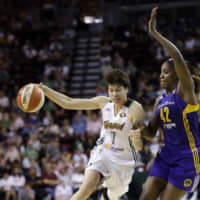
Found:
<box><xmin>125</xmin><ymin>98</ymin><xmax>134</xmax><ymax>108</ymax></box>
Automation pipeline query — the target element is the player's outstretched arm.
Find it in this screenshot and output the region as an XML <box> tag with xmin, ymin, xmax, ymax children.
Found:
<box><xmin>39</xmin><ymin>83</ymin><xmax>109</xmax><ymax>110</ymax></box>
<box><xmin>149</xmin><ymin>7</ymin><xmax>194</xmax><ymax>93</ymax></box>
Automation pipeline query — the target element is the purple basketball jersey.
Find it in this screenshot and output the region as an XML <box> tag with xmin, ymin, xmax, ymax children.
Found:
<box><xmin>150</xmin><ymin>89</ymin><xmax>200</xmax><ymax>191</ymax></box>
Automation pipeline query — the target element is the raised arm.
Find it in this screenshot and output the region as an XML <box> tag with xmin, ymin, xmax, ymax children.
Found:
<box><xmin>149</xmin><ymin>7</ymin><xmax>195</xmax><ymax>103</ymax></box>
<box><xmin>39</xmin><ymin>83</ymin><xmax>109</xmax><ymax>110</ymax></box>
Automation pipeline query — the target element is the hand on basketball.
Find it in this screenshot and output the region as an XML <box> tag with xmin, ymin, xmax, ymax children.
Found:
<box><xmin>149</xmin><ymin>7</ymin><xmax>158</xmax><ymax>34</ymax></box>
<box><xmin>17</xmin><ymin>83</ymin><xmax>45</xmax><ymax>113</ymax></box>
<box><xmin>38</xmin><ymin>82</ymin><xmax>45</xmax><ymax>92</ymax></box>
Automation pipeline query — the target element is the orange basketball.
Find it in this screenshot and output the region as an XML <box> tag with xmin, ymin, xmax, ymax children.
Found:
<box><xmin>17</xmin><ymin>83</ymin><xmax>45</xmax><ymax>113</ymax></box>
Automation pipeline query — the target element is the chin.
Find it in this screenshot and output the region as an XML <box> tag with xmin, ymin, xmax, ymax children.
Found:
<box><xmin>160</xmin><ymin>83</ymin><xmax>166</xmax><ymax>89</ymax></box>
<box><xmin>113</xmin><ymin>100</ymin><xmax>121</xmax><ymax>105</ymax></box>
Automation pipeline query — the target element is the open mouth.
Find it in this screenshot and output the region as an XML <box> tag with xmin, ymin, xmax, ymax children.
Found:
<box><xmin>113</xmin><ymin>98</ymin><xmax>120</xmax><ymax>102</ymax></box>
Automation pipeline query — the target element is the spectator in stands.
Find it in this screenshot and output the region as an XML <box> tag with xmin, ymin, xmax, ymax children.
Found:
<box><xmin>125</xmin><ymin>59</ymin><xmax>137</xmax><ymax>79</ymax></box>
<box><xmin>5</xmin><ymin>142</ymin><xmax>21</xmax><ymax>164</ymax></box>
<box><xmin>23</xmin><ymin>143</ymin><xmax>38</xmax><ymax>161</ymax></box>
<box><xmin>60</xmin><ymin>119</ymin><xmax>74</xmax><ymax>136</ymax></box>
<box><xmin>21</xmin><ymin>120</ymin><xmax>35</xmax><ymax>137</ymax></box>
<box><xmin>0</xmin><ymin>91</ymin><xmax>10</xmax><ymax>108</ymax></box>
<box><xmin>46</xmin><ymin>137</ymin><xmax>61</xmax><ymax>159</ymax></box>
<box><xmin>55</xmin><ymin>181</ymin><xmax>73</xmax><ymax>200</ymax></box>
<box><xmin>26</xmin><ymin>167</ymin><xmax>45</xmax><ymax>199</ymax></box>
<box><xmin>112</xmin><ymin>51</ymin><xmax>124</xmax><ymax>70</ymax></box>
<box><xmin>72</xmin><ymin>149</ymin><xmax>88</xmax><ymax>170</ymax></box>
<box><xmin>184</xmin><ymin>35</ymin><xmax>196</xmax><ymax>52</ymax></box>
<box><xmin>86</xmin><ymin>111</ymin><xmax>102</xmax><ymax>139</ymax></box>
<box><xmin>72</xmin><ymin>112</ymin><xmax>86</xmax><ymax>137</ymax></box>
<box><xmin>71</xmin><ymin>159</ymin><xmax>85</xmax><ymax>193</ymax></box>
<box><xmin>18</xmin><ymin>180</ymin><xmax>35</xmax><ymax>200</ymax></box>
<box><xmin>11</xmin><ymin>167</ymin><xmax>25</xmax><ymax>195</ymax></box>
<box><xmin>41</xmin><ymin>160</ymin><xmax>60</xmax><ymax>199</ymax></box>
<box><xmin>27</xmin><ymin>133</ymin><xmax>41</xmax><ymax>152</ymax></box>
<box><xmin>10</xmin><ymin>113</ymin><xmax>25</xmax><ymax>132</ymax></box>
<box><xmin>100</xmin><ymin>60</ymin><xmax>113</xmax><ymax>79</ymax></box>
<box><xmin>54</xmin><ymin>163</ymin><xmax>73</xmax><ymax>200</ymax></box>
<box><xmin>22</xmin><ymin>154</ymin><xmax>41</xmax><ymax>177</ymax></box>
<box><xmin>0</xmin><ymin>170</ymin><xmax>17</xmax><ymax>200</ymax></box>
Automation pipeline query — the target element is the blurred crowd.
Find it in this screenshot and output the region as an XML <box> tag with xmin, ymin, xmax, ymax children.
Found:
<box><xmin>0</xmin><ymin>1</ymin><xmax>200</xmax><ymax>199</ymax></box>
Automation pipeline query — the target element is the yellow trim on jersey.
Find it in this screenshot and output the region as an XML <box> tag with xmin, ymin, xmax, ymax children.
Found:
<box><xmin>159</xmin><ymin>128</ymin><xmax>164</xmax><ymax>141</ymax></box>
<box><xmin>183</xmin><ymin>104</ymin><xmax>200</xmax><ymax>174</ymax></box>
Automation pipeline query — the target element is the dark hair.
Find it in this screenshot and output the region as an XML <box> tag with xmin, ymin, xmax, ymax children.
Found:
<box><xmin>165</xmin><ymin>58</ymin><xmax>199</xmax><ymax>92</ymax></box>
<box><xmin>165</xmin><ymin>58</ymin><xmax>174</xmax><ymax>69</ymax></box>
<box><xmin>165</xmin><ymin>58</ymin><xmax>193</xmax><ymax>71</ymax></box>
<box><xmin>105</xmin><ymin>69</ymin><xmax>130</xmax><ymax>89</ymax></box>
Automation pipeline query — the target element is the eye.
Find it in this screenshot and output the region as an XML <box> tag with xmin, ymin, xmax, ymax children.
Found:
<box><xmin>161</xmin><ymin>70</ymin><xmax>168</xmax><ymax>75</ymax></box>
<box><xmin>164</xmin><ymin>71</ymin><xmax>169</xmax><ymax>75</ymax></box>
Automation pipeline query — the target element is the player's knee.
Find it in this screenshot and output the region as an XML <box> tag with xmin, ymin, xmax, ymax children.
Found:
<box><xmin>139</xmin><ymin>184</ymin><xmax>161</xmax><ymax>200</ymax></box>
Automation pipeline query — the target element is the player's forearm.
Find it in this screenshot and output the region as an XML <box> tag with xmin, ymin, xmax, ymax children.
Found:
<box><xmin>42</xmin><ymin>85</ymin><xmax>72</xmax><ymax>109</ymax></box>
<box><xmin>152</xmin><ymin>30</ymin><xmax>193</xmax><ymax>88</ymax></box>
<box><xmin>151</xmin><ymin>30</ymin><xmax>183</xmax><ymax>62</ymax></box>
<box><xmin>141</xmin><ymin>127</ymin><xmax>156</xmax><ymax>141</ymax></box>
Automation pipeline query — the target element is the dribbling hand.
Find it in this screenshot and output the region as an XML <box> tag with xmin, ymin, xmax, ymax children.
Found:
<box><xmin>38</xmin><ymin>82</ymin><xmax>45</xmax><ymax>91</ymax></box>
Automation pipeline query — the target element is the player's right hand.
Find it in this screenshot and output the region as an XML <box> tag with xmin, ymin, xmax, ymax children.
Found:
<box><xmin>132</xmin><ymin>120</ymin><xmax>146</xmax><ymax>130</ymax></box>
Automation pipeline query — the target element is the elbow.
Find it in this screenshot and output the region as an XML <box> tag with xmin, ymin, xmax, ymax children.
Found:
<box><xmin>58</xmin><ymin>101</ymin><xmax>69</xmax><ymax>109</ymax></box>
<box><xmin>172</xmin><ymin>52</ymin><xmax>184</xmax><ymax>63</ymax></box>
<box><xmin>62</xmin><ymin>104</ymin><xmax>69</xmax><ymax>109</ymax></box>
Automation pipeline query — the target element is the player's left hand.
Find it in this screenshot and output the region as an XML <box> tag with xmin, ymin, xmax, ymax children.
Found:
<box><xmin>149</xmin><ymin>7</ymin><xmax>158</xmax><ymax>34</ymax></box>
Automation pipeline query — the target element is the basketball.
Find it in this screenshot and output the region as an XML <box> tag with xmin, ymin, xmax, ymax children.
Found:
<box><xmin>17</xmin><ymin>83</ymin><xmax>45</xmax><ymax>113</ymax></box>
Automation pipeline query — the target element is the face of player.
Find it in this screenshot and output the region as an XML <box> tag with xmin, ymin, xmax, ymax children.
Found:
<box><xmin>108</xmin><ymin>84</ymin><xmax>128</xmax><ymax>105</ymax></box>
<box><xmin>160</xmin><ymin>62</ymin><xmax>178</xmax><ymax>92</ymax></box>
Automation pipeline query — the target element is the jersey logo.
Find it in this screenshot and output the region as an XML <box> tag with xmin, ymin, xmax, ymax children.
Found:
<box><xmin>105</xmin><ymin>108</ymin><xmax>111</xmax><ymax>112</ymax></box>
<box><xmin>120</xmin><ymin>112</ymin><xmax>126</xmax><ymax>118</ymax></box>
<box><xmin>104</xmin><ymin>120</ymin><xmax>125</xmax><ymax>130</ymax></box>
<box><xmin>184</xmin><ymin>178</ymin><xmax>192</xmax><ymax>187</ymax></box>
<box><xmin>104</xmin><ymin>144</ymin><xmax>110</xmax><ymax>148</ymax></box>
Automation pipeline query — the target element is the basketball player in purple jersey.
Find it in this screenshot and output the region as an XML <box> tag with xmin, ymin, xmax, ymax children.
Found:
<box><xmin>132</xmin><ymin>7</ymin><xmax>200</xmax><ymax>200</ymax></box>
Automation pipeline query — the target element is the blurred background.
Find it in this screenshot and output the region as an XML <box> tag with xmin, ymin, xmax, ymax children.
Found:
<box><xmin>0</xmin><ymin>0</ymin><xmax>200</xmax><ymax>199</ymax></box>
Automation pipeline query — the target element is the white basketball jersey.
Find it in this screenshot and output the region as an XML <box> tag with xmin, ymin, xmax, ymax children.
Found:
<box><xmin>99</xmin><ymin>100</ymin><xmax>137</xmax><ymax>167</ymax></box>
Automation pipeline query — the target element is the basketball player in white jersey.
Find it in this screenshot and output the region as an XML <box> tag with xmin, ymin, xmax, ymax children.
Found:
<box><xmin>39</xmin><ymin>69</ymin><xmax>144</xmax><ymax>200</ymax></box>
